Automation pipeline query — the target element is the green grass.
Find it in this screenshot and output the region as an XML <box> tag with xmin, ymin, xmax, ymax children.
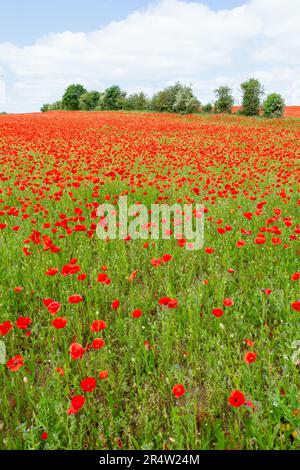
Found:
<box><xmin>0</xmin><ymin>111</ymin><xmax>299</xmax><ymax>450</ymax></box>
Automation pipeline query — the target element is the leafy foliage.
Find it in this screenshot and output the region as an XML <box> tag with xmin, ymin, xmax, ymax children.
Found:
<box><xmin>123</xmin><ymin>92</ymin><xmax>149</xmax><ymax>111</ymax></box>
<box><xmin>151</xmin><ymin>82</ymin><xmax>199</xmax><ymax>114</ymax></box>
<box><xmin>214</xmin><ymin>86</ymin><xmax>234</xmax><ymax>113</ymax></box>
<box><xmin>79</xmin><ymin>91</ymin><xmax>101</xmax><ymax>111</ymax></box>
<box><xmin>241</xmin><ymin>78</ymin><xmax>264</xmax><ymax>116</ymax></box>
<box><xmin>263</xmin><ymin>93</ymin><xmax>285</xmax><ymax>118</ymax></box>
<box><xmin>202</xmin><ymin>103</ymin><xmax>213</xmax><ymax>113</ymax></box>
<box><xmin>62</xmin><ymin>84</ymin><xmax>87</xmax><ymax>111</ymax></box>
<box><xmin>99</xmin><ymin>85</ymin><xmax>126</xmax><ymax>111</ymax></box>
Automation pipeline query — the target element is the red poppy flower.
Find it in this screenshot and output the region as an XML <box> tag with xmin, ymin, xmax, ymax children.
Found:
<box><xmin>14</xmin><ymin>287</ymin><xmax>24</xmax><ymax>292</ymax></box>
<box><xmin>80</xmin><ymin>377</ymin><xmax>97</xmax><ymax>393</ymax></box>
<box><xmin>99</xmin><ymin>370</ymin><xmax>108</xmax><ymax>380</ymax></box>
<box><xmin>151</xmin><ymin>258</ymin><xmax>161</xmax><ymax>267</ymax></box>
<box><xmin>244</xmin><ymin>351</ymin><xmax>257</xmax><ymax>364</ymax></box>
<box><xmin>6</xmin><ymin>355</ymin><xmax>25</xmax><ymax>372</ymax></box>
<box><xmin>68</xmin><ymin>294</ymin><xmax>83</xmax><ymax>304</ymax></box>
<box><xmin>223</xmin><ymin>298</ymin><xmax>234</xmax><ymax>307</ymax></box>
<box><xmin>127</xmin><ymin>270</ymin><xmax>138</xmax><ymax>282</ymax></box>
<box><xmin>69</xmin><ymin>342</ymin><xmax>85</xmax><ymax>360</ymax></box>
<box><xmin>292</xmin><ymin>300</ymin><xmax>300</xmax><ymax>311</ymax></box>
<box><xmin>291</xmin><ymin>272</ymin><xmax>300</xmax><ymax>281</ymax></box>
<box><xmin>41</xmin><ymin>432</ymin><xmax>48</xmax><ymax>441</ymax></box>
<box><xmin>245</xmin><ymin>338</ymin><xmax>254</xmax><ymax>347</ymax></box>
<box><xmin>212</xmin><ymin>308</ymin><xmax>224</xmax><ymax>317</ymax></box>
<box><xmin>43</xmin><ymin>299</ymin><xmax>61</xmax><ymax>315</ymax></box>
<box><xmin>77</xmin><ymin>273</ymin><xmax>87</xmax><ymax>281</ymax></box>
<box><xmin>62</xmin><ymin>264</ymin><xmax>81</xmax><ymax>276</ymax></box>
<box><xmin>168</xmin><ymin>299</ymin><xmax>178</xmax><ymax>309</ymax></box>
<box><xmin>97</xmin><ymin>273</ymin><xmax>109</xmax><ymax>283</ymax></box>
<box><xmin>255</xmin><ymin>235</ymin><xmax>266</xmax><ymax>245</ymax></box>
<box><xmin>16</xmin><ymin>317</ymin><xmax>32</xmax><ymax>330</ymax></box>
<box><xmin>158</xmin><ymin>297</ymin><xmax>178</xmax><ymax>309</ymax></box>
<box><xmin>162</xmin><ymin>254</ymin><xmax>172</xmax><ymax>263</ymax></box>
<box><xmin>91</xmin><ymin>320</ymin><xmax>107</xmax><ymax>332</ymax></box>
<box><xmin>45</xmin><ymin>268</ymin><xmax>59</xmax><ymax>276</ymax></box>
<box><xmin>91</xmin><ymin>338</ymin><xmax>105</xmax><ymax>350</ymax></box>
<box><xmin>172</xmin><ymin>384</ymin><xmax>185</xmax><ymax>398</ymax></box>
<box><xmin>52</xmin><ymin>317</ymin><xmax>67</xmax><ymax>329</ymax></box>
<box><xmin>263</xmin><ymin>289</ymin><xmax>272</xmax><ymax>296</ymax></box>
<box><xmin>111</xmin><ymin>299</ymin><xmax>120</xmax><ymax>309</ymax></box>
<box><xmin>228</xmin><ymin>390</ymin><xmax>245</xmax><ymax>407</ymax></box>
<box><xmin>67</xmin><ymin>395</ymin><xmax>86</xmax><ymax>415</ymax></box>
<box><xmin>177</xmin><ymin>239</ymin><xmax>186</xmax><ymax>248</ymax></box>
<box><xmin>0</xmin><ymin>321</ymin><xmax>13</xmax><ymax>336</ymax></box>
<box><xmin>132</xmin><ymin>309</ymin><xmax>142</xmax><ymax>318</ymax></box>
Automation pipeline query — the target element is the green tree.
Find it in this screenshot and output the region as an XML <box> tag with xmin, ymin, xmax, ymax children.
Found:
<box><xmin>151</xmin><ymin>82</ymin><xmax>199</xmax><ymax>113</ymax></box>
<box><xmin>241</xmin><ymin>78</ymin><xmax>264</xmax><ymax>116</ymax></box>
<box><xmin>99</xmin><ymin>85</ymin><xmax>126</xmax><ymax>110</ymax></box>
<box><xmin>123</xmin><ymin>92</ymin><xmax>149</xmax><ymax>111</ymax></box>
<box><xmin>151</xmin><ymin>82</ymin><xmax>182</xmax><ymax>112</ymax></box>
<box><xmin>79</xmin><ymin>91</ymin><xmax>101</xmax><ymax>111</ymax></box>
<box><xmin>214</xmin><ymin>86</ymin><xmax>234</xmax><ymax>113</ymax></box>
<box><xmin>41</xmin><ymin>104</ymin><xmax>50</xmax><ymax>112</ymax></box>
<box><xmin>49</xmin><ymin>100</ymin><xmax>62</xmax><ymax>111</ymax></box>
<box><xmin>263</xmin><ymin>93</ymin><xmax>285</xmax><ymax>118</ymax></box>
<box><xmin>172</xmin><ymin>86</ymin><xmax>200</xmax><ymax>114</ymax></box>
<box><xmin>62</xmin><ymin>84</ymin><xmax>87</xmax><ymax>110</ymax></box>
<box><xmin>202</xmin><ymin>103</ymin><xmax>213</xmax><ymax>113</ymax></box>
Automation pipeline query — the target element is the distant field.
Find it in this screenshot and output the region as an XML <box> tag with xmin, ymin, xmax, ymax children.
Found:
<box><xmin>0</xmin><ymin>111</ymin><xmax>299</xmax><ymax>450</ymax></box>
<box><xmin>232</xmin><ymin>105</ymin><xmax>300</xmax><ymax>117</ymax></box>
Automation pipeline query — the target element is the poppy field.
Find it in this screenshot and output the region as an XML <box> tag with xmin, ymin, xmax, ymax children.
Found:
<box><xmin>0</xmin><ymin>111</ymin><xmax>299</xmax><ymax>450</ymax></box>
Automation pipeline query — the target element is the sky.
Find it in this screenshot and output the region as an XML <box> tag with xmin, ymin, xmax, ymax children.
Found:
<box><xmin>0</xmin><ymin>0</ymin><xmax>299</xmax><ymax>113</ymax></box>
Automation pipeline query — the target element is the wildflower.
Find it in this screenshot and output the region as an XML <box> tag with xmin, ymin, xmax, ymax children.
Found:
<box><xmin>91</xmin><ymin>320</ymin><xmax>107</xmax><ymax>332</ymax></box>
<box><xmin>223</xmin><ymin>298</ymin><xmax>234</xmax><ymax>307</ymax></box>
<box><xmin>69</xmin><ymin>343</ymin><xmax>85</xmax><ymax>360</ymax></box>
<box><xmin>68</xmin><ymin>294</ymin><xmax>83</xmax><ymax>304</ymax></box>
<box><xmin>67</xmin><ymin>395</ymin><xmax>86</xmax><ymax>415</ymax></box>
<box><xmin>52</xmin><ymin>317</ymin><xmax>67</xmax><ymax>329</ymax></box>
<box><xmin>132</xmin><ymin>309</ymin><xmax>142</xmax><ymax>319</ymax></box>
<box><xmin>91</xmin><ymin>338</ymin><xmax>105</xmax><ymax>350</ymax></box>
<box><xmin>99</xmin><ymin>370</ymin><xmax>108</xmax><ymax>380</ymax></box>
<box><xmin>6</xmin><ymin>355</ymin><xmax>25</xmax><ymax>372</ymax></box>
<box><xmin>80</xmin><ymin>377</ymin><xmax>97</xmax><ymax>393</ymax></box>
<box><xmin>244</xmin><ymin>351</ymin><xmax>257</xmax><ymax>364</ymax></box>
<box><xmin>212</xmin><ymin>308</ymin><xmax>224</xmax><ymax>317</ymax></box>
<box><xmin>172</xmin><ymin>384</ymin><xmax>185</xmax><ymax>398</ymax></box>
<box><xmin>228</xmin><ymin>390</ymin><xmax>245</xmax><ymax>407</ymax></box>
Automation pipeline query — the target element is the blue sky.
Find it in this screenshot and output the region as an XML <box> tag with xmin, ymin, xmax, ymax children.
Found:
<box><xmin>1</xmin><ymin>0</ymin><xmax>245</xmax><ymax>45</ymax></box>
<box><xmin>0</xmin><ymin>0</ymin><xmax>299</xmax><ymax>112</ymax></box>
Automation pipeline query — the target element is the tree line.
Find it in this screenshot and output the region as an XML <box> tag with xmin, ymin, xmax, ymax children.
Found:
<box><xmin>41</xmin><ymin>79</ymin><xmax>285</xmax><ymax>118</ymax></box>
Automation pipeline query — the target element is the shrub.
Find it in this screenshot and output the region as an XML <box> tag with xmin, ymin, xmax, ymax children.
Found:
<box><xmin>172</xmin><ymin>86</ymin><xmax>200</xmax><ymax>114</ymax></box>
<box><xmin>79</xmin><ymin>91</ymin><xmax>101</xmax><ymax>111</ymax></box>
<box><xmin>123</xmin><ymin>92</ymin><xmax>149</xmax><ymax>111</ymax></box>
<box><xmin>99</xmin><ymin>85</ymin><xmax>126</xmax><ymax>111</ymax></box>
<box><xmin>214</xmin><ymin>86</ymin><xmax>234</xmax><ymax>113</ymax></box>
<box><xmin>240</xmin><ymin>78</ymin><xmax>264</xmax><ymax>116</ymax></box>
<box><xmin>202</xmin><ymin>103</ymin><xmax>213</xmax><ymax>113</ymax></box>
<box><xmin>41</xmin><ymin>104</ymin><xmax>50</xmax><ymax>113</ymax></box>
<box><xmin>263</xmin><ymin>93</ymin><xmax>285</xmax><ymax>118</ymax></box>
<box><xmin>151</xmin><ymin>82</ymin><xmax>199</xmax><ymax>114</ymax></box>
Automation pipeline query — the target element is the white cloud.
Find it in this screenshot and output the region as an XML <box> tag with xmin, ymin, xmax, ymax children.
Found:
<box><xmin>0</xmin><ymin>0</ymin><xmax>299</xmax><ymax>112</ymax></box>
